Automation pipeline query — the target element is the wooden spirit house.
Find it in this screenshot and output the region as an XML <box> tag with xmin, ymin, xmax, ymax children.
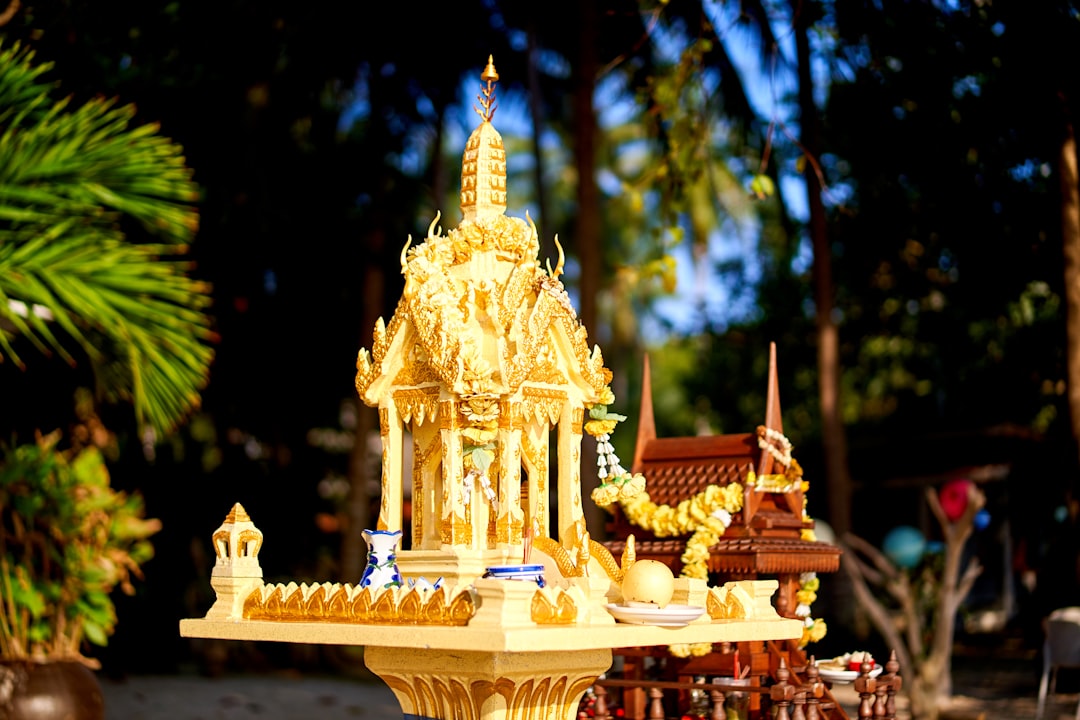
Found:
<box><xmin>605</xmin><ymin>344</ymin><xmax>841</xmax><ymax>615</ymax></box>
<box><xmin>603</xmin><ymin>344</ymin><xmax>846</xmax><ymax>717</ymax></box>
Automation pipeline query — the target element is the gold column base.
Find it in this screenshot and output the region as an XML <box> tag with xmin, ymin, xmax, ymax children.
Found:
<box><xmin>364</xmin><ymin>645</ymin><xmax>611</xmax><ymax>720</ymax></box>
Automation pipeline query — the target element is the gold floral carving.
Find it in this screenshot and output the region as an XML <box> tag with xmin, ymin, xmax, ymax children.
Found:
<box><xmin>243</xmin><ymin>583</ymin><xmax>476</xmax><ymax>626</ymax></box>
<box><xmin>355</xmin><ymin>348</ymin><xmax>377</xmax><ymax>398</ymax></box>
<box><xmin>372</xmin><ymin>310</ymin><xmax>404</xmax><ymax>366</ymax></box>
<box><xmin>520</xmin><ymin>434</ymin><xmax>546</xmax><ymax>481</ymax></box>
<box><xmin>237</xmin><ymin>529</ymin><xmax>263</xmax><ymax>558</ymax></box>
<box><xmin>211</xmin><ymin>530</ymin><xmax>229</xmax><ymax>558</ymax></box>
<box><xmin>441</xmin><ymin>512</ymin><xmax>453</xmax><ymax>545</ymax></box>
<box><xmin>520</xmin><ymin>386</ymin><xmax>565</xmax><ymax>426</ymax></box>
<box><xmin>495</xmin><ymin>513</ymin><xmax>523</xmax><ymax>545</ymax></box>
<box><xmin>439</xmin><ymin>400</ymin><xmax>458</xmax><ymax>429</ymax></box>
<box><xmin>526</xmin><ymin>338</ymin><xmax>569</xmax><ymax>385</ymax></box>
<box><xmin>496</xmin><ymin>401</ymin><xmax>524</xmax><ymax>429</ymax></box>
<box><xmin>530</xmin><ymin>588</ymin><xmax>577</xmax><ymax>624</ymax></box>
<box><xmin>378</xmin><ymin>669</ymin><xmax>594</xmax><ymax>720</ymax></box>
<box><xmin>499</xmin><ymin>287</ymin><xmax>574</xmax><ymax>391</ymax></box>
<box><xmin>498</xmin><ymin>261</ymin><xmax>536</xmax><ymax>332</ymax></box>
<box><xmin>393</xmin><ymin>387</ymin><xmax>441</xmax><ymax>425</ymax></box>
<box><xmin>448</xmin><ymin>215</ymin><xmax>536</xmax><ymax>265</ymax></box>
<box><xmin>441</xmin><ymin>511</ymin><xmax>471</xmax><ymax>546</ymax></box>
<box><xmin>457</xmin><ymin>512</ymin><xmax>471</xmax><ymax>545</ymax></box>
<box><xmin>393</xmin><ymin>346</ymin><xmax>442</xmax><ymax>387</ymax></box>
<box><xmin>706</xmin><ymin>584</ymin><xmax>751</xmax><ymax>620</ymax></box>
<box><xmin>571</xmin><ymin>407</ymin><xmax>584</xmax><ymax>434</ymax></box>
<box><xmin>379</xmin><ymin>407</ymin><xmax>390</xmax><ymax>437</ymax></box>
<box><xmin>519</xmin><ymin>432</ymin><xmax>547</xmax><ymax>524</ymax></box>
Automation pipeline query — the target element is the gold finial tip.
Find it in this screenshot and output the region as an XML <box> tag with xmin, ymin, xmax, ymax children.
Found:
<box><xmin>482</xmin><ymin>55</ymin><xmax>499</xmax><ymax>83</ymax></box>
<box><xmin>225</xmin><ymin>502</ymin><xmax>251</xmax><ymax>524</ymax></box>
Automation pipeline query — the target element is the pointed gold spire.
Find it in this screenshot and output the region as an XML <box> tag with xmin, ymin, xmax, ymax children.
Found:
<box><xmin>476</xmin><ymin>55</ymin><xmax>499</xmax><ymax>122</ymax></box>
<box><xmin>461</xmin><ymin>56</ymin><xmax>507</xmax><ymax>222</ymax></box>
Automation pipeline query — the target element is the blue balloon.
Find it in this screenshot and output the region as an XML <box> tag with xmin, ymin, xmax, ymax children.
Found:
<box><xmin>974</xmin><ymin>509</ymin><xmax>991</xmax><ymax>531</ymax></box>
<box><xmin>882</xmin><ymin>525</ymin><xmax>927</xmax><ymax>569</ymax></box>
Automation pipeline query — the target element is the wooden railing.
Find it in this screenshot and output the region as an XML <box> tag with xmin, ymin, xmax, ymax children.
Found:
<box><xmin>586</xmin><ymin>651</ymin><xmax>903</xmax><ymax>720</ymax></box>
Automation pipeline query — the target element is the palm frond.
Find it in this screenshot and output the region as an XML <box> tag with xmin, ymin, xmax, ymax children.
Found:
<box><xmin>0</xmin><ymin>40</ymin><xmax>213</xmax><ymax>437</ymax></box>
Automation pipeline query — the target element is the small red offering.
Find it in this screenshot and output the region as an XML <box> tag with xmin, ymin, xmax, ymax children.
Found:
<box><xmin>847</xmin><ymin>651</ymin><xmax>874</xmax><ymax>672</ymax></box>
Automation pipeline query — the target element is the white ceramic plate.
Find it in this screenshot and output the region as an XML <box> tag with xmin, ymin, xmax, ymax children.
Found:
<box><xmin>816</xmin><ymin>665</ymin><xmax>883</xmax><ymax>685</ymax></box>
<box><xmin>604</xmin><ymin>603</ymin><xmax>707</xmax><ymax>627</ymax></box>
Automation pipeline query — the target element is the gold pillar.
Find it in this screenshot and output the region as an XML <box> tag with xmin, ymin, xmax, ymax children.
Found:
<box><xmin>556</xmin><ymin>403</ymin><xmax>585</xmax><ymax>545</ymax></box>
<box><xmin>413</xmin><ymin>422</ymin><xmax>443</xmax><ymax>550</ymax></box>
<box><xmin>440</xmin><ymin>400</ymin><xmax>469</xmax><ymax>547</ymax></box>
<box><xmin>378</xmin><ymin>401</ymin><xmax>403</xmax><ymax>532</ymax></box>
<box><xmin>497</xmin><ymin>422</ymin><xmax>524</xmax><ymax>548</ymax></box>
<box><xmin>365</xmin><ymin>645</ymin><xmax>610</xmax><ymax>720</ymax></box>
<box><xmin>521</xmin><ymin>426</ymin><xmax>549</xmax><ymax>538</ymax></box>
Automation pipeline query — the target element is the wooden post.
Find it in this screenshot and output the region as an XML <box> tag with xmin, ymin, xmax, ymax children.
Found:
<box><xmin>647</xmin><ymin>687</ymin><xmax>665</xmax><ymax>720</ymax></box>
<box><xmin>771</xmin><ymin>659</ymin><xmax>796</xmax><ymax>720</ymax></box>
<box><xmin>881</xmin><ymin>650</ymin><xmax>903</xmax><ymax>720</ymax></box>
<box><xmin>854</xmin><ymin>660</ymin><xmax>877</xmax><ymax>719</ymax></box>
<box><xmin>593</xmin><ymin>685</ymin><xmax>611</xmax><ymax>720</ymax></box>
<box><xmin>803</xmin><ymin>660</ymin><xmax>823</xmax><ymax>720</ymax></box>
<box><xmin>709</xmin><ymin>685</ymin><xmax>726</xmax><ymax>720</ymax></box>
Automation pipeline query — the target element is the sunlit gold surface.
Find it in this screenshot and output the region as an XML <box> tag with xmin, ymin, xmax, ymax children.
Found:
<box><xmin>530</xmin><ymin>587</ymin><xmax>578</xmax><ymax>625</ymax></box>
<box><xmin>242</xmin><ymin>582</ymin><xmax>476</xmax><ymax>626</ymax></box>
<box><xmin>366</xmin><ymin>646</ymin><xmax>604</xmax><ymax>720</ymax></box>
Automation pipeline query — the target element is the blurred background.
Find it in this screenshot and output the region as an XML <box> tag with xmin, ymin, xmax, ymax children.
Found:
<box><xmin>1</xmin><ymin>0</ymin><xmax>1079</xmax><ymax>679</ymax></box>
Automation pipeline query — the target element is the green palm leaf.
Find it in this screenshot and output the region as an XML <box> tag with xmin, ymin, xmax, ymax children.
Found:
<box><xmin>0</xmin><ymin>41</ymin><xmax>213</xmax><ymax>437</ymax></box>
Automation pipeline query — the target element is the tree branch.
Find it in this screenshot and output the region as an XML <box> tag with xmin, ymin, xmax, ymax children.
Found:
<box><xmin>0</xmin><ymin>0</ymin><xmax>20</xmax><ymax>27</ymax></box>
<box><xmin>953</xmin><ymin>558</ymin><xmax>984</xmax><ymax>615</ymax></box>
<box><xmin>840</xmin><ymin>544</ymin><xmax>914</xmax><ymax>676</ymax></box>
<box><xmin>843</xmin><ymin>531</ymin><xmax>900</xmax><ymax>582</ymax></box>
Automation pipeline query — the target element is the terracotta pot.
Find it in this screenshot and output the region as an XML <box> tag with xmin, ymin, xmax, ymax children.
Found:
<box><xmin>0</xmin><ymin>660</ymin><xmax>104</xmax><ymax>720</ymax></box>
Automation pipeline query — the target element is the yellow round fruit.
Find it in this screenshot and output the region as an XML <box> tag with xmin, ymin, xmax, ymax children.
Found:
<box><xmin>621</xmin><ymin>559</ymin><xmax>675</xmax><ymax>607</ymax></box>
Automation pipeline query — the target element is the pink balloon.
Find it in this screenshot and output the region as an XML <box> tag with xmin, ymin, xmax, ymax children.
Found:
<box><xmin>939</xmin><ymin>479</ymin><xmax>972</xmax><ymax>522</ymax></box>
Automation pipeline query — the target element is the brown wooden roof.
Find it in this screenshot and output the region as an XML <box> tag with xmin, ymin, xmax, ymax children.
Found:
<box><xmin>606</xmin><ymin>343</ymin><xmax>842</xmax><ymax>580</ymax></box>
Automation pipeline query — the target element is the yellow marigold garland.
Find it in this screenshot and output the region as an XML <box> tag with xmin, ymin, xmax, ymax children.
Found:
<box><xmin>605</xmin><ymin>482</ymin><xmax>745</xmax><ymax>580</ymax></box>
<box><xmin>798</xmin><ymin>570</ymin><xmax>827</xmax><ymax>647</ymax></box>
<box><xmin>668</xmin><ymin>642</ymin><xmax>714</xmax><ymax>658</ymax></box>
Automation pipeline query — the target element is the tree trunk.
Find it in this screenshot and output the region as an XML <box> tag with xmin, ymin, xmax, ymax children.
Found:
<box><xmin>1061</xmin><ymin>111</ymin><xmax>1080</xmax><ymax>470</ymax></box>
<box><xmin>793</xmin><ymin>2</ymin><xmax>853</xmax><ymax>536</ymax></box>
<box><xmin>574</xmin><ymin>0</ymin><xmax>605</xmax><ymax>538</ymax></box>
<box><xmin>842</xmin><ymin>485</ymin><xmax>984</xmax><ymax>720</ymax></box>
<box><xmin>526</xmin><ymin>18</ymin><xmax>552</xmax><ymax>262</ymax></box>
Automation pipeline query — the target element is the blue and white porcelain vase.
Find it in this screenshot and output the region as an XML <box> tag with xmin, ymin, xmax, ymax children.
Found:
<box><xmin>360</xmin><ymin>528</ymin><xmax>404</xmax><ymax>589</ymax></box>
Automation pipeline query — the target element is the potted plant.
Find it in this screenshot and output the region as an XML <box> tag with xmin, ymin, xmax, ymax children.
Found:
<box><xmin>0</xmin><ymin>395</ymin><xmax>161</xmax><ymax>719</ymax></box>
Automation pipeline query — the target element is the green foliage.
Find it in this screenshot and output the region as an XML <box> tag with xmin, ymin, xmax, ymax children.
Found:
<box><xmin>0</xmin><ymin>423</ymin><xmax>160</xmax><ymax>663</ymax></box>
<box><xmin>0</xmin><ymin>40</ymin><xmax>212</xmax><ymax>437</ymax></box>
<box><xmin>823</xmin><ymin>1</ymin><xmax>1077</xmax><ymax>440</ymax></box>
